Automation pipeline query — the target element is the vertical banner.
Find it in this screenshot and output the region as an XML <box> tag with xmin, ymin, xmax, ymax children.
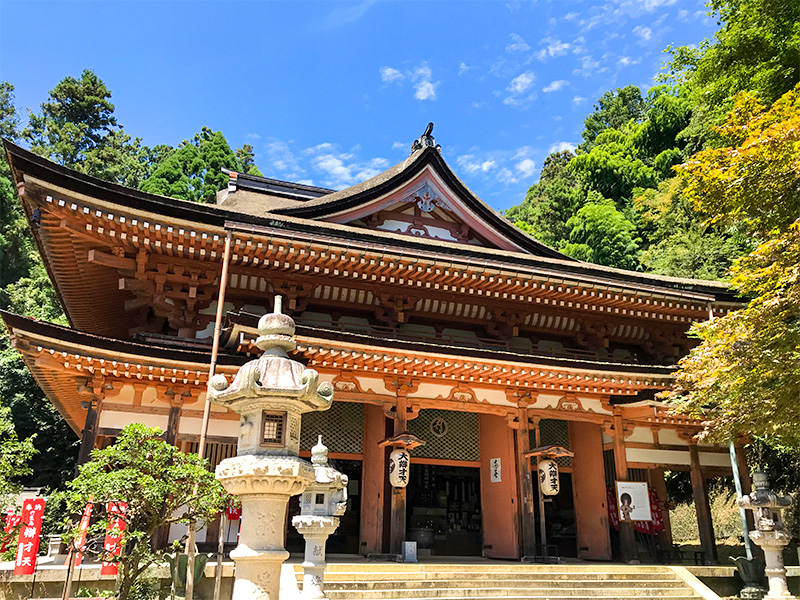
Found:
<box><xmin>1</xmin><ymin>511</ymin><xmax>21</xmax><ymax>553</ymax></box>
<box><xmin>100</xmin><ymin>502</ymin><xmax>127</xmax><ymax>575</ymax></box>
<box><xmin>73</xmin><ymin>503</ymin><xmax>94</xmax><ymax>567</ymax></box>
<box><xmin>14</xmin><ymin>498</ymin><xmax>46</xmax><ymax>575</ymax></box>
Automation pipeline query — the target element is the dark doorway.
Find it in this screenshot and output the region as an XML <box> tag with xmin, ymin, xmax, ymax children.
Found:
<box><xmin>287</xmin><ymin>459</ymin><xmax>362</xmax><ymax>555</ymax></box>
<box><xmin>534</xmin><ymin>471</ymin><xmax>577</xmax><ymax>558</ymax></box>
<box><xmin>406</xmin><ymin>463</ymin><xmax>482</xmax><ymax>556</ymax></box>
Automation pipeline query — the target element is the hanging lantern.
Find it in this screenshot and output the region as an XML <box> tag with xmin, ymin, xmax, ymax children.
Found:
<box><xmin>388</xmin><ymin>448</ymin><xmax>411</xmax><ymax>488</ymax></box>
<box><xmin>538</xmin><ymin>459</ymin><xmax>560</xmax><ymax>496</ymax></box>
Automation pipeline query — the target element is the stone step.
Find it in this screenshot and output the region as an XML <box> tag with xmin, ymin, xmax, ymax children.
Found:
<box><xmin>322</xmin><ymin>587</ymin><xmax>700</xmax><ymax>599</ymax></box>
<box><xmin>320</xmin><ymin>579</ymin><xmax>687</xmax><ymax>590</ymax></box>
<box><xmin>319</xmin><ymin>565</ymin><xmax>675</xmax><ymax>574</ymax></box>
<box><xmin>322</xmin><ymin>594</ymin><xmax>701</xmax><ymax>600</ymax></box>
<box><xmin>302</xmin><ymin>572</ymin><xmax>683</xmax><ymax>582</ymax></box>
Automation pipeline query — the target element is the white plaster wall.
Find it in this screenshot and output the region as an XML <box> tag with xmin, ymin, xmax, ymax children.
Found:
<box><xmin>98</xmin><ymin>410</ymin><xmax>168</xmax><ymax>431</ymax></box>
<box><xmin>409</xmin><ymin>383</ymin><xmax>450</xmax><ymax>400</ymax></box>
<box><xmin>577</xmin><ymin>397</ymin><xmax>611</xmax><ymax>415</ymax></box>
<box><xmin>530</xmin><ymin>394</ymin><xmax>561</xmax><ymax>410</ymax></box>
<box><xmin>179</xmin><ymin>416</ymin><xmax>239</xmax><ymax>438</ymax></box>
<box><xmin>471</xmin><ymin>387</ymin><xmax>513</xmax><ymax>406</ymax></box>
<box><xmin>658</xmin><ymin>429</ymin><xmax>688</xmax><ymax>446</ymax></box>
<box><xmin>626</xmin><ymin>427</ymin><xmax>655</xmax><ymax>444</ymax></box>
<box><xmin>626</xmin><ymin>447</ymin><xmax>731</xmax><ymax>468</ymax></box>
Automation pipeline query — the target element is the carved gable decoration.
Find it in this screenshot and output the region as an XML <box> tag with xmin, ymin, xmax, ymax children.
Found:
<box><xmin>326</xmin><ymin>166</ymin><xmax>528</xmax><ymax>252</ymax></box>
<box><xmin>435</xmin><ymin>383</ymin><xmax>480</xmax><ymax>404</ymax></box>
<box><xmin>331</xmin><ymin>375</ymin><xmax>373</xmax><ymax>395</ymax></box>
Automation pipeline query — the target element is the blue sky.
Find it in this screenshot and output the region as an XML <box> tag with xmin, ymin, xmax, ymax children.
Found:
<box><xmin>0</xmin><ymin>0</ymin><xmax>717</xmax><ymax>211</ymax></box>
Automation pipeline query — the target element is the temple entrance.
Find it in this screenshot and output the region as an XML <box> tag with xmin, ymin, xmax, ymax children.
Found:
<box><xmin>534</xmin><ymin>471</ymin><xmax>577</xmax><ymax>558</ymax></box>
<box><xmin>287</xmin><ymin>459</ymin><xmax>362</xmax><ymax>555</ymax></box>
<box><xmin>406</xmin><ymin>463</ymin><xmax>483</xmax><ymax>556</ymax></box>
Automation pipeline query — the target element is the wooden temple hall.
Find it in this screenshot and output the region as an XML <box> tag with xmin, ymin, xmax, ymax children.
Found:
<box><xmin>2</xmin><ymin>127</ymin><xmax>747</xmax><ymax>564</ymax></box>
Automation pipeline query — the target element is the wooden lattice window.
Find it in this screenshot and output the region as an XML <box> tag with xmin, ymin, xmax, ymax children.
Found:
<box><xmin>261</xmin><ymin>412</ymin><xmax>286</xmax><ymax>447</ymax></box>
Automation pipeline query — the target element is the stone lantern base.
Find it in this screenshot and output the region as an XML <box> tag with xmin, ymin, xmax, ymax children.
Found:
<box><xmin>292</xmin><ymin>516</ymin><xmax>340</xmax><ymax>600</ymax></box>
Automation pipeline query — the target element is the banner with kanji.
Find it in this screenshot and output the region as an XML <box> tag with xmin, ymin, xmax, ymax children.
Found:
<box><xmin>100</xmin><ymin>502</ymin><xmax>127</xmax><ymax>575</ymax></box>
<box><xmin>225</xmin><ymin>500</ymin><xmax>241</xmax><ymax>521</ymax></box>
<box><xmin>73</xmin><ymin>503</ymin><xmax>94</xmax><ymax>567</ymax></box>
<box><xmin>14</xmin><ymin>498</ymin><xmax>46</xmax><ymax>575</ymax></box>
<box><xmin>1</xmin><ymin>510</ymin><xmax>21</xmax><ymax>553</ymax></box>
<box><xmin>606</xmin><ymin>486</ymin><xmax>619</xmax><ymax>530</ymax></box>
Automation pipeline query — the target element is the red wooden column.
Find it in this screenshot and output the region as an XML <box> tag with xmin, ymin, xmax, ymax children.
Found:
<box><xmin>689</xmin><ymin>442</ymin><xmax>718</xmax><ymax>565</ymax></box>
<box><xmin>360</xmin><ymin>404</ymin><xmax>386</xmax><ymax>556</ymax></box>
<box><xmin>478</xmin><ymin>413</ymin><xmax>520</xmax><ymax>559</ymax></box>
<box><xmin>76</xmin><ymin>375</ymin><xmax>106</xmax><ymax>466</ymax></box>
<box><xmin>611</xmin><ymin>412</ymin><xmax>637</xmax><ymax>562</ymax></box>
<box><xmin>651</xmin><ymin>468</ymin><xmax>674</xmax><ymax>550</ymax></box>
<box><xmin>513</xmin><ymin>399</ymin><xmax>537</xmax><ymax>560</ymax></box>
<box><xmin>571</xmin><ymin>421</ymin><xmax>611</xmax><ymax>560</ymax></box>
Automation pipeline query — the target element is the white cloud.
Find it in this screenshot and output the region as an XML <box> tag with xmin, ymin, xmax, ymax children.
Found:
<box><xmin>246</xmin><ymin>132</ymin><xmax>261</xmax><ymax>140</ymax></box>
<box><xmin>641</xmin><ymin>0</ymin><xmax>676</xmax><ymax>9</ymax></box>
<box><xmin>564</xmin><ymin>11</ymin><xmax>579</xmax><ymax>20</ymax></box>
<box><xmin>572</xmin><ymin>55</ymin><xmax>602</xmax><ymax>78</ymax></box>
<box><xmin>549</xmin><ymin>141</ymin><xmax>576</xmax><ymax>154</ymax></box>
<box><xmin>302</xmin><ymin>144</ymin><xmax>389</xmax><ymax>189</ymax></box>
<box><xmin>572</xmin><ymin>95</ymin><xmax>587</xmax><ymax>105</ymax></box>
<box><xmin>412</xmin><ymin>63</ymin><xmax>438</xmax><ymax>101</ymax></box>
<box><xmin>633</xmin><ymin>25</ymin><xmax>652</xmax><ymax>42</ymax></box>
<box><xmin>618</xmin><ymin>56</ymin><xmax>641</xmax><ymax>66</ymax></box>
<box><xmin>515</xmin><ymin>158</ymin><xmax>536</xmax><ymax>178</ymax></box>
<box><xmin>458</xmin><ymin>62</ymin><xmax>473</xmax><ymax>76</ymax></box>
<box><xmin>535</xmin><ymin>37</ymin><xmax>571</xmax><ymax>61</ymax></box>
<box><xmin>506</xmin><ymin>33</ymin><xmax>531</xmax><ymax>53</ymax></box>
<box><xmin>380</xmin><ymin>66</ymin><xmax>404</xmax><ymax>83</ymax></box>
<box><xmin>504</xmin><ymin>71</ymin><xmax>537</xmax><ymax>107</ymax></box>
<box><xmin>392</xmin><ymin>141</ymin><xmax>407</xmax><ymax>151</ymax></box>
<box><xmin>264</xmin><ymin>140</ymin><xmax>307</xmax><ymax>181</ymax></box>
<box><xmin>542</xmin><ymin>79</ymin><xmax>570</xmax><ymax>93</ymax></box>
<box><xmin>677</xmin><ymin>9</ymin><xmax>689</xmax><ymax>21</ymax></box>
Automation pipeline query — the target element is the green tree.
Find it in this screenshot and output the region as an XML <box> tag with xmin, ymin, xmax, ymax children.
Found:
<box><xmin>61</xmin><ymin>424</ymin><xmax>227</xmax><ymax>600</ymax></box>
<box><xmin>581</xmin><ymin>85</ymin><xmax>648</xmax><ymax>149</ymax></box>
<box><xmin>665</xmin><ymin>0</ymin><xmax>800</xmax><ymax>147</ymax></box>
<box><xmin>670</xmin><ymin>85</ymin><xmax>800</xmax><ymax>444</ymax></box>
<box><xmin>0</xmin><ymin>402</ymin><xmax>36</xmax><ymax>507</ymax></box>
<box><xmin>142</xmin><ymin>127</ymin><xmax>250</xmax><ymax>203</ymax></box>
<box><xmin>561</xmin><ymin>194</ymin><xmax>640</xmax><ymax>270</ymax></box>
<box><xmin>236</xmin><ymin>144</ymin><xmax>263</xmax><ymax>176</ymax></box>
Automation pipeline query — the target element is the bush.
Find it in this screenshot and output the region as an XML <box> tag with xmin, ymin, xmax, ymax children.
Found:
<box><xmin>670</xmin><ymin>486</ymin><xmax>744</xmax><ymax>542</ymax></box>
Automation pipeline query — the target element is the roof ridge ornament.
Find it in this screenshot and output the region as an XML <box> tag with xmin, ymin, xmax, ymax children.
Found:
<box><xmin>411</xmin><ymin>122</ymin><xmax>442</xmax><ymax>154</ymax></box>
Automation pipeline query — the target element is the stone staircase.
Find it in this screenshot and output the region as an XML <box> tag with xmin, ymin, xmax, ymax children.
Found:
<box><xmin>294</xmin><ymin>563</ymin><xmax>717</xmax><ymax>600</ymax></box>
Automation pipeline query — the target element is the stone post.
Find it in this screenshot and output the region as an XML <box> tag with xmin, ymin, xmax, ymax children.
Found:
<box><xmin>292</xmin><ymin>437</ymin><xmax>348</xmax><ymax>599</ymax></box>
<box><xmin>738</xmin><ymin>472</ymin><xmax>796</xmax><ymax>600</ymax></box>
<box><xmin>209</xmin><ymin>298</ymin><xmax>334</xmax><ymax>600</ymax></box>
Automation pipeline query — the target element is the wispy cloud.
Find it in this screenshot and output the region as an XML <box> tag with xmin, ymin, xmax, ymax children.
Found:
<box><xmin>458</xmin><ymin>62</ymin><xmax>473</xmax><ymax>76</ymax></box>
<box><xmin>549</xmin><ymin>141</ymin><xmax>577</xmax><ymax>154</ymax></box>
<box><xmin>572</xmin><ymin>95</ymin><xmax>587</xmax><ymax>105</ymax></box>
<box><xmin>379</xmin><ymin>62</ymin><xmax>439</xmax><ymax>101</ymax></box>
<box><xmin>640</xmin><ymin>0</ymin><xmax>676</xmax><ymax>10</ymax></box>
<box><xmin>506</xmin><ymin>33</ymin><xmax>531</xmax><ymax>53</ymax></box>
<box><xmin>535</xmin><ymin>36</ymin><xmax>571</xmax><ymax>61</ymax></box>
<box><xmin>264</xmin><ymin>140</ymin><xmax>307</xmax><ymax>182</ymax></box>
<box><xmin>306</xmin><ymin>144</ymin><xmax>389</xmax><ymax>189</ymax></box>
<box><xmin>618</xmin><ymin>56</ymin><xmax>641</xmax><ymax>67</ymax></box>
<box><xmin>392</xmin><ymin>141</ymin><xmax>407</xmax><ymax>152</ymax></box>
<box><xmin>542</xmin><ymin>79</ymin><xmax>570</xmax><ymax>93</ymax></box>
<box><xmin>456</xmin><ymin>146</ymin><xmax>538</xmax><ymax>185</ymax></box>
<box><xmin>504</xmin><ymin>71</ymin><xmax>537</xmax><ymax>107</ymax></box>
<box><xmin>380</xmin><ymin>66</ymin><xmax>404</xmax><ymax>84</ymax></box>
<box><xmin>572</xmin><ymin>55</ymin><xmax>603</xmax><ymax>78</ymax></box>
<box><xmin>633</xmin><ymin>25</ymin><xmax>652</xmax><ymax>43</ymax></box>
<box><xmin>323</xmin><ymin>0</ymin><xmax>377</xmax><ymax>28</ymax></box>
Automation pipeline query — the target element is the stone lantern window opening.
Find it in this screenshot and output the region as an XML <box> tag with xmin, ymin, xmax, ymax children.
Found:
<box><xmin>261</xmin><ymin>411</ymin><xmax>286</xmax><ymax>446</ymax></box>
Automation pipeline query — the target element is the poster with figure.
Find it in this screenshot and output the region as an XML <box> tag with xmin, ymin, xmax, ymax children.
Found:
<box><xmin>615</xmin><ymin>481</ymin><xmax>652</xmax><ymax>522</ymax></box>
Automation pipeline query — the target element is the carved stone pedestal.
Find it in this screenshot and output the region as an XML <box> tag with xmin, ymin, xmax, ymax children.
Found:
<box><xmin>750</xmin><ymin>529</ymin><xmax>795</xmax><ymax>600</ymax></box>
<box><xmin>292</xmin><ymin>516</ymin><xmax>340</xmax><ymax>599</ymax></box>
<box><xmin>217</xmin><ymin>455</ymin><xmax>314</xmax><ymax>600</ymax></box>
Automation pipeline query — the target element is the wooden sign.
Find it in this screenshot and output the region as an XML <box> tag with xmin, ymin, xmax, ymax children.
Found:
<box><xmin>490</xmin><ymin>458</ymin><xmax>502</xmax><ymax>483</ymax></box>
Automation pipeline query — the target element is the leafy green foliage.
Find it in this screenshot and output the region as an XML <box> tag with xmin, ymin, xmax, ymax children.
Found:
<box><xmin>0</xmin><ymin>402</ymin><xmax>36</xmax><ymax>507</ymax></box>
<box><xmin>236</xmin><ymin>143</ymin><xmax>263</xmax><ymax>176</ymax></box>
<box><xmin>561</xmin><ymin>195</ymin><xmax>640</xmax><ymax>270</ymax></box>
<box><xmin>141</xmin><ymin>127</ymin><xmax>246</xmax><ymax>203</ymax></box>
<box><xmin>581</xmin><ymin>85</ymin><xmax>648</xmax><ymax>149</ymax></box>
<box><xmin>61</xmin><ymin>424</ymin><xmax>227</xmax><ymax>600</ymax></box>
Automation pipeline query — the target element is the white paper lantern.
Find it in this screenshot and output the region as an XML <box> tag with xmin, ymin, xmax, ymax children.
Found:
<box><xmin>538</xmin><ymin>459</ymin><xmax>560</xmax><ymax>496</ymax></box>
<box><xmin>388</xmin><ymin>448</ymin><xmax>410</xmax><ymax>488</ymax></box>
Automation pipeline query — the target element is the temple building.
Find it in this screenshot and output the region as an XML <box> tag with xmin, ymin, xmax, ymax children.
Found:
<box><xmin>1</xmin><ymin>128</ymin><xmax>747</xmax><ymax>564</ymax></box>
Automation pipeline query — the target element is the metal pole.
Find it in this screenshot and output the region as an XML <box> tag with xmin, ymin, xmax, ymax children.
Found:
<box><xmin>213</xmin><ymin>512</ymin><xmax>227</xmax><ymax>600</ymax></box>
<box><xmin>186</xmin><ymin>230</ymin><xmax>233</xmax><ymax>600</ymax></box>
<box><xmin>730</xmin><ymin>443</ymin><xmax>754</xmax><ymax>559</ymax></box>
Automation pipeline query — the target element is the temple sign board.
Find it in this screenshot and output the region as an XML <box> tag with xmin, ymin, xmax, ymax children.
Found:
<box><xmin>615</xmin><ymin>481</ymin><xmax>652</xmax><ymax>522</ymax></box>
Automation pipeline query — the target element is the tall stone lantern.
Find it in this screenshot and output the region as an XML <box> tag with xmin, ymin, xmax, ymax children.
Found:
<box><xmin>209</xmin><ymin>297</ymin><xmax>333</xmax><ymax>600</ymax></box>
<box><xmin>738</xmin><ymin>472</ymin><xmax>796</xmax><ymax>600</ymax></box>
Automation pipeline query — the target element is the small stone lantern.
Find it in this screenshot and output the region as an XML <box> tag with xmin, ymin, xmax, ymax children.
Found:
<box><xmin>210</xmin><ymin>297</ymin><xmax>333</xmax><ymax>600</ymax></box>
<box><xmin>738</xmin><ymin>472</ymin><xmax>796</xmax><ymax>600</ymax></box>
<box><xmin>292</xmin><ymin>436</ymin><xmax>348</xmax><ymax>600</ymax></box>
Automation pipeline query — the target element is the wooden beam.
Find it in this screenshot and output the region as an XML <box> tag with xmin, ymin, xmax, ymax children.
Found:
<box><xmin>76</xmin><ymin>402</ymin><xmax>99</xmax><ymax>466</ymax></box>
<box><xmin>689</xmin><ymin>443</ymin><xmax>718</xmax><ymax>565</ymax></box>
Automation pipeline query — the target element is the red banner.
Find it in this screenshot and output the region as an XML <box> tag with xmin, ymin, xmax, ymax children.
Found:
<box><xmin>100</xmin><ymin>502</ymin><xmax>127</xmax><ymax>575</ymax></box>
<box><xmin>1</xmin><ymin>511</ymin><xmax>21</xmax><ymax>553</ymax></box>
<box><xmin>73</xmin><ymin>503</ymin><xmax>93</xmax><ymax>567</ymax></box>
<box><xmin>14</xmin><ymin>498</ymin><xmax>46</xmax><ymax>575</ymax></box>
<box><xmin>606</xmin><ymin>486</ymin><xmax>619</xmax><ymax>530</ymax></box>
<box><xmin>225</xmin><ymin>502</ymin><xmax>241</xmax><ymax>521</ymax></box>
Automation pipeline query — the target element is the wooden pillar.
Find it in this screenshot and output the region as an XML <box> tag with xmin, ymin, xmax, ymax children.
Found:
<box><xmin>651</xmin><ymin>469</ymin><xmax>674</xmax><ymax>550</ymax></box>
<box><xmin>389</xmin><ymin>394</ymin><xmax>407</xmax><ymax>555</ymax></box>
<box><xmin>165</xmin><ymin>403</ymin><xmax>181</xmax><ymax>446</ymax></box>
<box><xmin>689</xmin><ymin>443</ymin><xmax>718</xmax><ymax>565</ymax></box>
<box><xmin>612</xmin><ymin>413</ymin><xmax>637</xmax><ymax>562</ymax></box>
<box><xmin>514</xmin><ymin>404</ymin><xmax>537</xmax><ymax>559</ymax></box>
<box><xmin>572</xmin><ymin>422</ymin><xmax>611</xmax><ymax>560</ymax></box>
<box><xmin>479</xmin><ymin>414</ymin><xmax>519</xmax><ymax>559</ymax></box>
<box><xmin>360</xmin><ymin>404</ymin><xmax>386</xmax><ymax>556</ymax></box>
<box><xmin>77</xmin><ymin>401</ymin><xmax>99</xmax><ymax>466</ymax></box>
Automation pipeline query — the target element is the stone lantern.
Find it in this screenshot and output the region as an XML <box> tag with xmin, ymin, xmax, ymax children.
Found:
<box><xmin>292</xmin><ymin>436</ymin><xmax>348</xmax><ymax>600</ymax></box>
<box><xmin>738</xmin><ymin>472</ymin><xmax>796</xmax><ymax>600</ymax></box>
<box><xmin>210</xmin><ymin>297</ymin><xmax>333</xmax><ymax>600</ymax></box>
